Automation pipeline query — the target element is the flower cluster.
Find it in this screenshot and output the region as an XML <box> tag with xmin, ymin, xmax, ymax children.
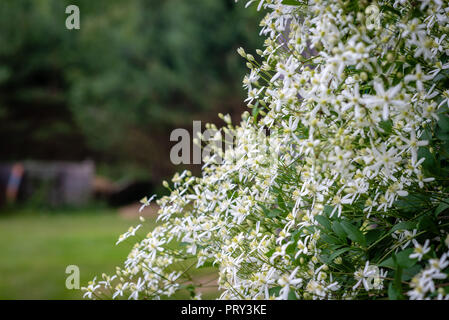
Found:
<box><xmin>407</xmin><ymin>245</ymin><xmax>449</xmax><ymax>300</ymax></box>
<box><xmin>83</xmin><ymin>0</ymin><xmax>449</xmax><ymax>300</ymax></box>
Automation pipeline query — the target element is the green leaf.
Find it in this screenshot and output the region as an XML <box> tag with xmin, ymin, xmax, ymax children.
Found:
<box><xmin>393</xmin><ymin>264</ymin><xmax>404</xmax><ymax>300</ymax></box>
<box><xmin>435</xmin><ymin>201</ymin><xmax>449</xmax><ymax>217</ymax></box>
<box><xmin>365</xmin><ymin>229</ymin><xmax>385</xmax><ymax>246</ymax></box>
<box><xmin>340</xmin><ymin>220</ymin><xmax>366</xmax><ymax>247</ymax></box>
<box><xmin>321</xmin><ymin>234</ymin><xmax>342</xmax><ymax>245</ymax></box>
<box><xmin>315</xmin><ymin>215</ymin><xmax>331</xmax><ymax>230</ymax></box>
<box><xmin>379</xmin><ymin>256</ymin><xmax>396</xmax><ymax>269</ymax></box>
<box><xmin>390</xmin><ymin>221</ymin><xmax>416</xmax><ymax>233</ymax></box>
<box><xmin>438</xmin><ymin>114</ymin><xmax>449</xmax><ymax>132</ymax></box>
<box><xmin>418</xmin><ymin>147</ymin><xmax>437</xmax><ymax>172</ymax></box>
<box><xmin>265</xmin><ymin>208</ymin><xmax>283</xmax><ymax>218</ymax></box>
<box><xmin>379</xmin><ymin>120</ymin><xmax>393</xmax><ymax>134</ymax></box>
<box><xmin>268</xmin><ymin>286</ymin><xmax>281</xmax><ymax>297</ymax></box>
<box><xmin>286</xmin><ymin>242</ymin><xmax>296</xmax><ymax>256</ymax></box>
<box><xmin>288</xmin><ymin>291</ymin><xmax>297</xmax><ymax>300</ymax></box>
<box><xmin>332</xmin><ymin>221</ymin><xmax>347</xmax><ymax>240</ymax></box>
<box><xmin>185</xmin><ymin>284</ymin><xmax>196</xmax><ymax>298</ymax></box>
<box><xmin>323</xmin><ymin>205</ymin><xmax>334</xmax><ymax>216</ymax></box>
<box><xmin>197</xmin><ymin>260</ymin><xmax>214</xmax><ymax>269</ymax></box>
<box><xmin>277</xmin><ymin>195</ymin><xmax>287</xmax><ymax>211</ymax></box>
<box><xmin>252</xmin><ymin>106</ymin><xmax>260</xmax><ymax>123</ymax></box>
<box><xmin>329</xmin><ymin>247</ymin><xmax>352</xmax><ymax>262</ymax></box>
<box><xmin>388</xmin><ymin>282</ymin><xmax>401</xmax><ymax>300</ymax></box>
<box><xmin>319</xmin><ymin>254</ymin><xmax>332</xmax><ymax>265</ymax></box>
<box><xmin>266</xmin><ymin>248</ymin><xmax>275</xmax><ymax>258</ymax></box>
<box><xmin>437</xmin><ymin>132</ymin><xmax>449</xmax><ymax>141</ymax></box>
<box><xmin>380</xmin><ymin>5</ymin><xmax>401</xmax><ymax>16</ymax></box>
<box><xmin>418</xmin><ymin>215</ymin><xmax>438</xmax><ymax>234</ymax></box>
<box><xmin>402</xmin><ymin>264</ymin><xmax>421</xmax><ymax>281</ymax></box>
<box><xmin>281</xmin><ymin>0</ymin><xmax>300</xmax><ymax>5</ymax></box>
<box><xmin>291</xmin><ymin>230</ymin><xmax>301</xmax><ymax>243</ymax></box>
<box><xmin>396</xmin><ymin>248</ymin><xmax>417</xmax><ymax>269</ymax></box>
<box><xmin>394</xmin><ymin>193</ymin><xmax>428</xmax><ymax>213</ymax></box>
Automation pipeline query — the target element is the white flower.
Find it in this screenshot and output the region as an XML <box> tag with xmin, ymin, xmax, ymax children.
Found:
<box><xmin>278</xmin><ymin>267</ymin><xmax>303</xmax><ymax>300</ymax></box>
<box><xmin>82</xmin><ymin>277</ymin><xmax>100</xmax><ymax>299</ymax></box>
<box><xmin>404</xmin><ymin>64</ymin><xmax>433</xmax><ymax>92</ymax></box>
<box><xmin>139</xmin><ymin>194</ymin><xmax>156</xmax><ymax>213</ymax></box>
<box><xmin>428</xmin><ymin>253</ymin><xmax>449</xmax><ymax>273</ymax></box>
<box><xmin>362</xmin><ymin>82</ymin><xmax>405</xmax><ymax>121</ymax></box>
<box><xmin>399</xmin><ymin>131</ymin><xmax>428</xmax><ymax>165</ymax></box>
<box><xmin>353</xmin><ymin>262</ymin><xmax>380</xmax><ymax>291</ymax></box>
<box><xmin>409</xmin><ymin>239</ymin><xmax>431</xmax><ymax>261</ymax></box>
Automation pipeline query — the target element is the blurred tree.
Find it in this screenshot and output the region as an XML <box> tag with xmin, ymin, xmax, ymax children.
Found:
<box><xmin>0</xmin><ymin>0</ymin><xmax>263</xmax><ymax>181</ymax></box>
<box><xmin>0</xmin><ymin>0</ymin><xmax>91</xmax><ymax>161</ymax></box>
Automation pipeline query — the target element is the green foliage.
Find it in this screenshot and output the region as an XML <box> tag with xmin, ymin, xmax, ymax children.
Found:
<box><xmin>0</xmin><ymin>0</ymin><xmax>263</xmax><ymax>175</ymax></box>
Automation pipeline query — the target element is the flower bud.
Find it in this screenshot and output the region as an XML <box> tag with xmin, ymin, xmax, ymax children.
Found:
<box><xmin>237</xmin><ymin>47</ymin><xmax>246</xmax><ymax>58</ymax></box>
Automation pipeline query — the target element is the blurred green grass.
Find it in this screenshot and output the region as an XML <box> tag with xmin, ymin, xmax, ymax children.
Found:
<box><xmin>0</xmin><ymin>209</ymin><xmax>219</xmax><ymax>299</ymax></box>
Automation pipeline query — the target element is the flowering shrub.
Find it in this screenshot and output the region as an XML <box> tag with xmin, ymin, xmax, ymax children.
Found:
<box><xmin>83</xmin><ymin>0</ymin><xmax>449</xmax><ymax>300</ymax></box>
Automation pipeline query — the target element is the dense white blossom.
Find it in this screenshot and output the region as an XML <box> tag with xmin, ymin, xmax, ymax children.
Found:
<box><xmin>83</xmin><ymin>0</ymin><xmax>449</xmax><ymax>300</ymax></box>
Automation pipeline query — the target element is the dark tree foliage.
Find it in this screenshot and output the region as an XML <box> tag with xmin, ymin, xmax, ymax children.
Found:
<box><xmin>0</xmin><ymin>0</ymin><xmax>263</xmax><ymax>179</ymax></box>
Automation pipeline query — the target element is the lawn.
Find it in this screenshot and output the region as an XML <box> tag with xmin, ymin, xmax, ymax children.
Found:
<box><xmin>0</xmin><ymin>207</ymin><xmax>219</xmax><ymax>299</ymax></box>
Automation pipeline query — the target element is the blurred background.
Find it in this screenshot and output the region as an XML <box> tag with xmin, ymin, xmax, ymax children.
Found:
<box><xmin>0</xmin><ymin>0</ymin><xmax>262</xmax><ymax>299</ymax></box>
